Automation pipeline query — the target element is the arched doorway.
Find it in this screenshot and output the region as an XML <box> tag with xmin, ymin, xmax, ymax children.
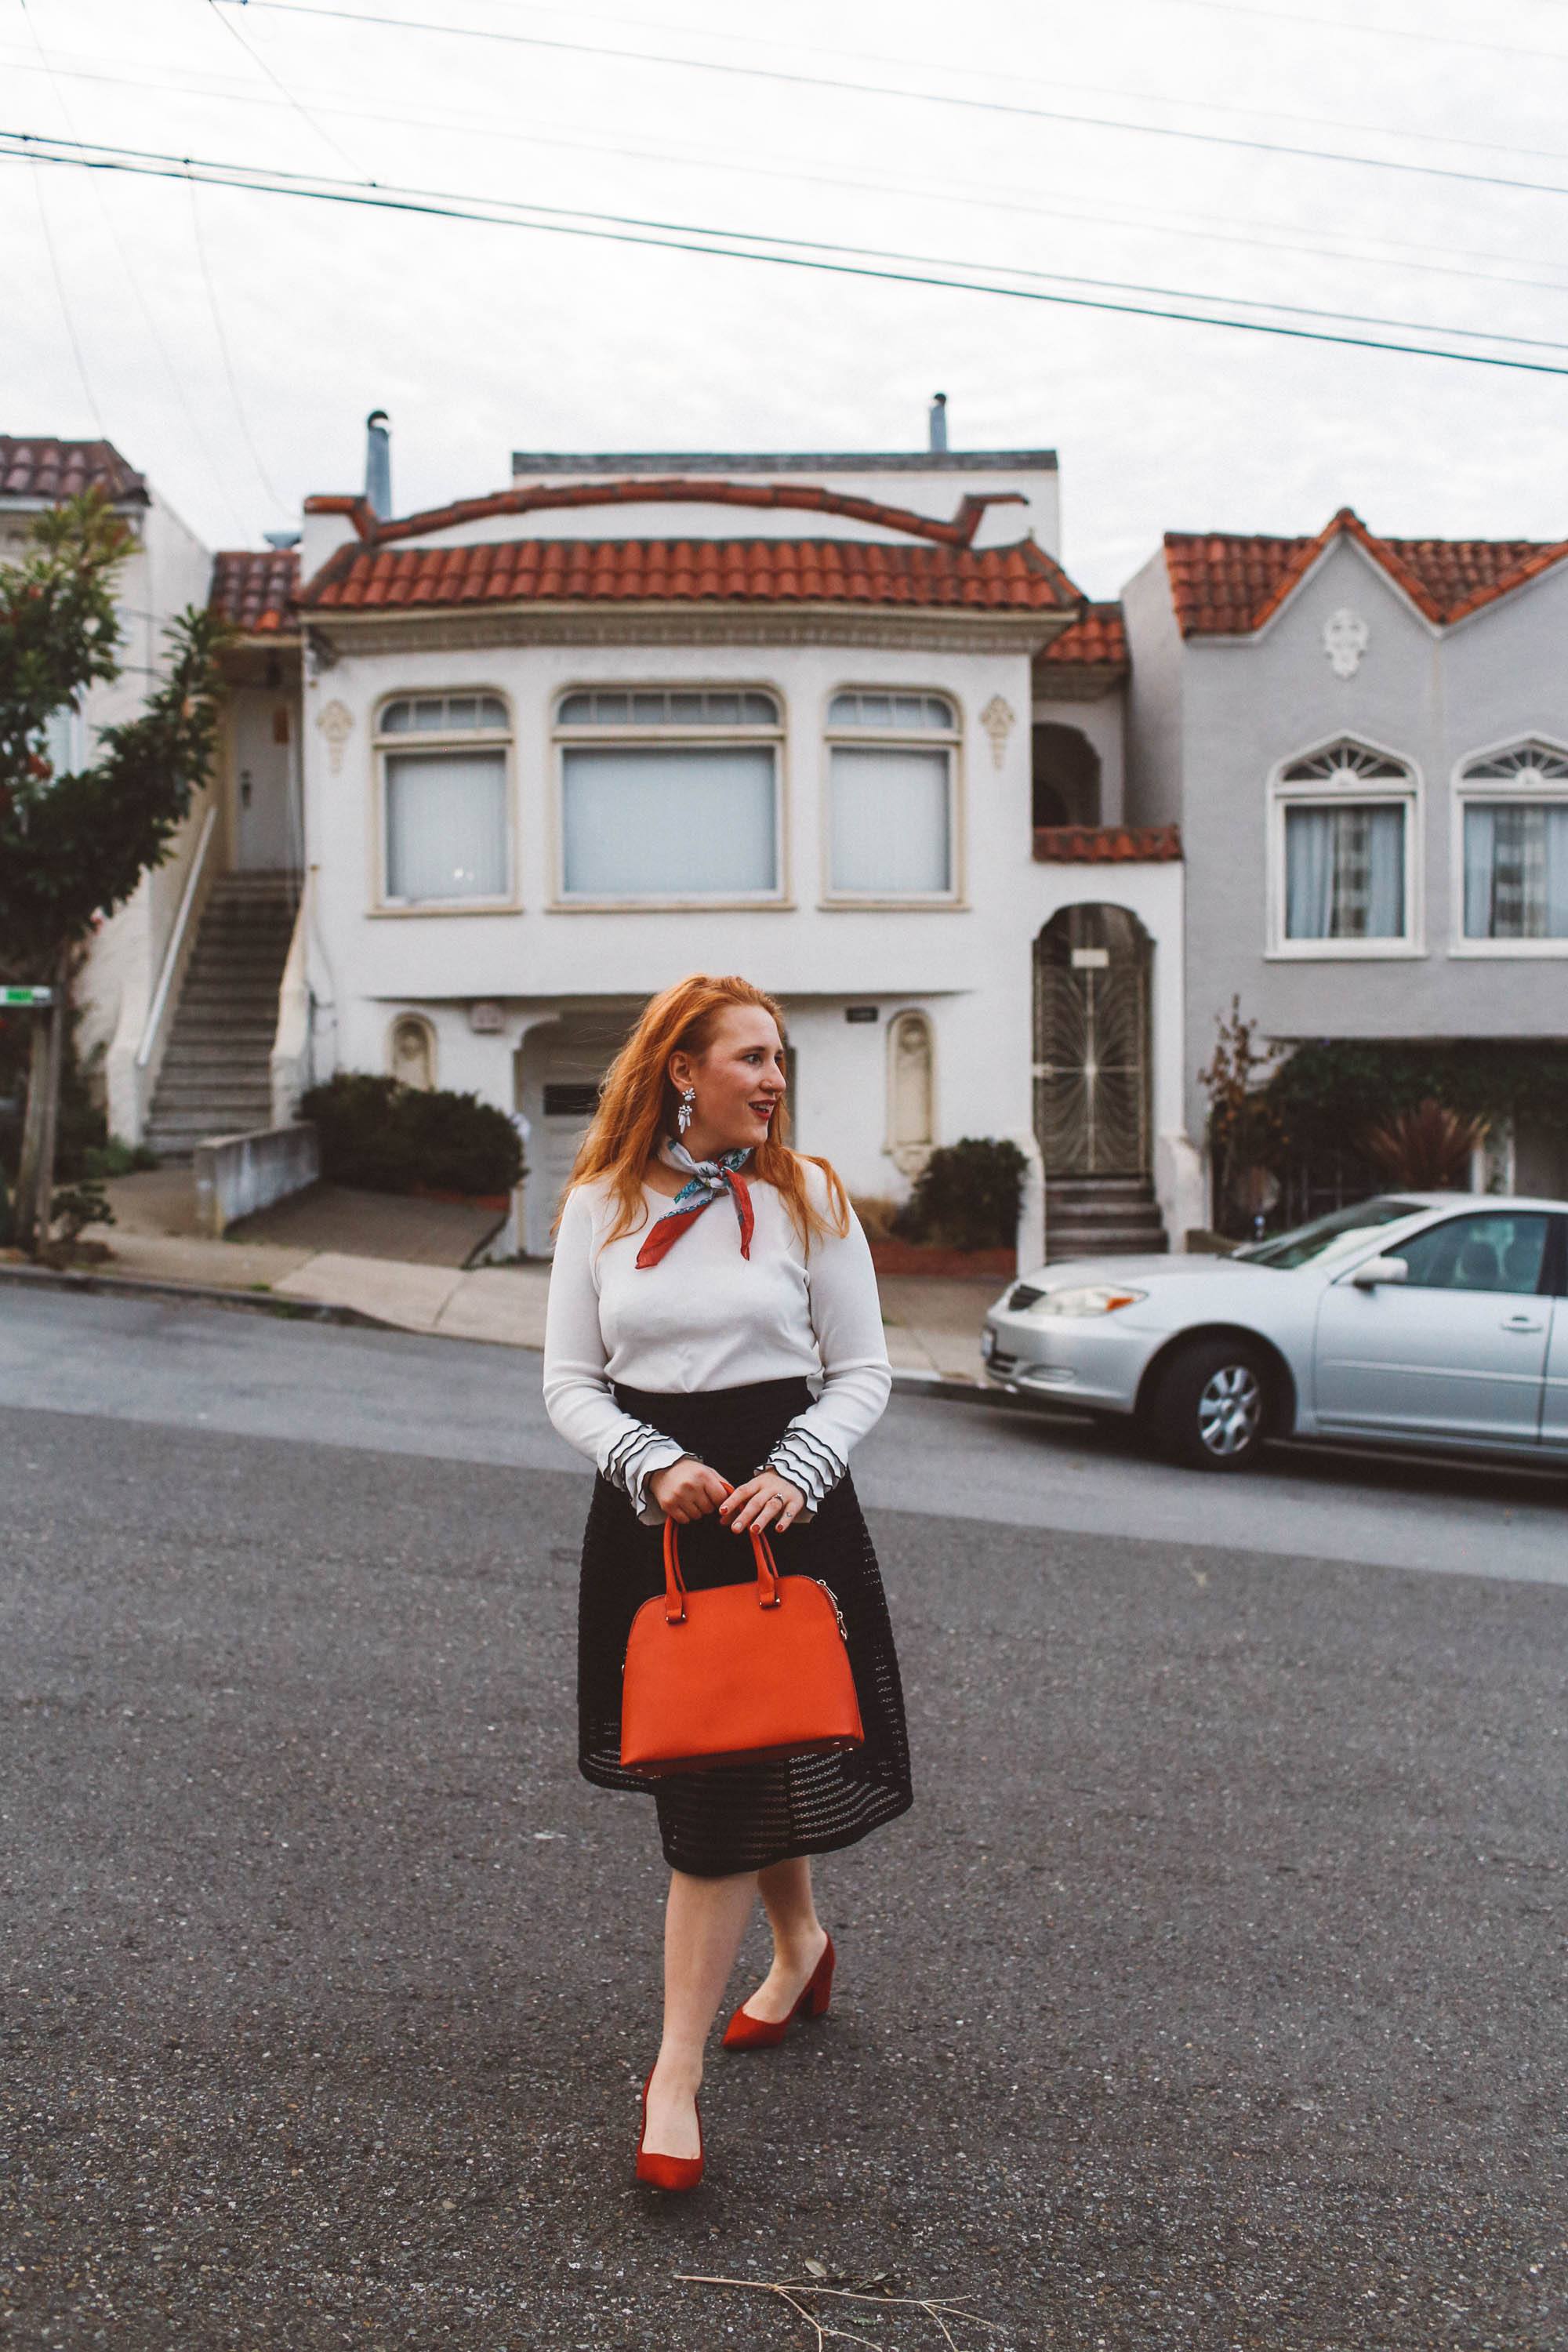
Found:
<box><xmin>1032</xmin><ymin>723</ymin><xmax>1101</xmax><ymax>830</ymax></box>
<box><xmin>1033</xmin><ymin>904</ymin><xmax>1152</xmax><ymax>1176</ymax></box>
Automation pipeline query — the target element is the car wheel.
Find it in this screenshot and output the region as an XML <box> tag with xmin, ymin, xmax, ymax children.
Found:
<box><xmin>1151</xmin><ymin>1338</ymin><xmax>1269</xmax><ymax>1472</ymax></box>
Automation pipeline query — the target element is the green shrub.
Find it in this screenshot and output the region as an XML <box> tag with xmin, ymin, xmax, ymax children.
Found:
<box><xmin>898</xmin><ymin>1136</ymin><xmax>1027</xmax><ymax>1251</ymax></box>
<box><xmin>83</xmin><ymin>1136</ymin><xmax>158</xmax><ymax>1179</ymax></box>
<box><xmin>301</xmin><ymin>1072</ymin><xmax>523</xmax><ymax>1196</ymax></box>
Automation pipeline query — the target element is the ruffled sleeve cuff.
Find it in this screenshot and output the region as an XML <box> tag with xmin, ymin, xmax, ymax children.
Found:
<box><xmin>604</xmin><ymin>1424</ymin><xmax>694</xmax><ymax>1526</ymax></box>
<box><xmin>760</xmin><ymin>1421</ymin><xmax>848</xmax><ymax>1519</ymax></box>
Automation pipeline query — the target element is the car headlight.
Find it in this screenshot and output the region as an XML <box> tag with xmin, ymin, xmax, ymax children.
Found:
<box><xmin>1029</xmin><ymin>1284</ymin><xmax>1147</xmax><ymax>1317</ymax></box>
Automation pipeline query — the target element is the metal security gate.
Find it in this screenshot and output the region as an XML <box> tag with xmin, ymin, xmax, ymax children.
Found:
<box><xmin>1033</xmin><ymin>904</ymin><xmax>1152</xmax><ymax>1175</ymax></box>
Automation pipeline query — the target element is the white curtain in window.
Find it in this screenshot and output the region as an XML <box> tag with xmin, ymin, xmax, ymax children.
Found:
<box><xmin>561</xmin><ymin>747</ymin><xmax>777</xmax><ymax>895</ymax></box>
<box><xmin>1285</xmin><ymin>804</ymin><xmax>1403</xmax><ymax>938</ymax></box>
<box><xmin>830</xmin><ymin>747</ymin><xmax>951</xmax><ymax>895</ymax></box>
<box><xmin>1464</xmin><ymin>801</ymin><xmax>1568</xmax><ymax>938</ymax></box>
<box><xmin>1284</xmin><ymin>808</ymin><xmax>1334</xmax><ymax>938</ymax></box>
<box><xmin>385</xmin><ymin>750</ymin><xmax>508</xmax><ymax>901</ymax></box>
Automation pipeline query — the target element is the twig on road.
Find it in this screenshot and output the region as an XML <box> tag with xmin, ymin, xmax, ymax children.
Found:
<box><xmin>676</xmin><ymin>2270</ymin><xmax>1006</xmax><ymax>2350</ymax></box>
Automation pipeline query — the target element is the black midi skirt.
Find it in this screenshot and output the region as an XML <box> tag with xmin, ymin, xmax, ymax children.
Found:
<box><xmin>577</xmin><ymin>1376</ymin><xmax>913</xmax><ymax>1878</ymax></box>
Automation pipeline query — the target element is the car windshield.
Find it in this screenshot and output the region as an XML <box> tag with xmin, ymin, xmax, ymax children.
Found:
<box><xmin>1236</xmin><ymin>1197</ymin><xmax>1423</xmax><ymax>1272</ymax></box>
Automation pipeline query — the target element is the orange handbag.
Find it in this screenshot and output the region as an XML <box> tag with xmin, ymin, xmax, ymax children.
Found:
<box><xmin>619</xmin><ymin>1518</ymin><xmax>865</xmax><ymax>1777</ymax></box>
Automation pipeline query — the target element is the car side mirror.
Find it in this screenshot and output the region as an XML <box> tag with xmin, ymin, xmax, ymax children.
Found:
<box><xmin>1351</xmin><ymin>1255</ymin><xmax>1410</xmax><ymax>1288</ymax></box>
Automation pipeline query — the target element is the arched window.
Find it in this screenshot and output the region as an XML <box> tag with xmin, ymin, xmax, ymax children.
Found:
<box><xmin>826</xmin><ymin>690</ymin><xmax>960</xmax><ymax>901</ymax></box>
<box><xmin>1457</xmin><ymin>742</ymin><xmax>1568</xmax><ymax>948</ymax></box>
<box><xmin>376</xmin><ymin>691</ymin><xmax>512</xmax><ymax>906</ymax></box>
<box><xmin>1272</xmin><ymin>738</ymin><xmax>1417</xmax><ymax>953</ymax></box>
<box><xmin>554</xmin><ymin>685</ymin><xmax>783</xmax><ymax>902</ymax></box>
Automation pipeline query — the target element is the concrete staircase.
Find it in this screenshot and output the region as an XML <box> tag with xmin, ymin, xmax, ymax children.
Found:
<box><xmin>1045</xmin><ymin>1174</ymin><xmax>1168</xmax><ymax>1262</ymax></box>
<box><xmin>144</xmin><ymin>873</ymin><xmax>296</xmax><ymax>1163</ymax></box>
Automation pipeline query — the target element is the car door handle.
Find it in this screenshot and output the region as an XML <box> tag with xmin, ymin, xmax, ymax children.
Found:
<box><xmin>1501</xmin><ymin>1315</ymin><xmax>1544</xmax><ymax>1333</ymax></box>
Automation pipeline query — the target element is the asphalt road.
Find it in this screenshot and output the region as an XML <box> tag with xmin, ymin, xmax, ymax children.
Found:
<box><xmin>1</xmin><ymin>1289</ymin><xmax>1565</xmax><ymax>2350</ymax></box>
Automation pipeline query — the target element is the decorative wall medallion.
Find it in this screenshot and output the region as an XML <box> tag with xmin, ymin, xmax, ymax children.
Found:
<box><xmin>316</xmin><ymin>698</ymin><xmax>354</xmax><ymax>773</ymax></box>
<box><xmin>1323</xmin><ymin>608</ymin><xmax>1370</xmax><ymax>678</ymax></box>
<box><xmin>978</xmin><ymin>694</ymin><xmax>1016</xmax><ymax>768</ymax></box>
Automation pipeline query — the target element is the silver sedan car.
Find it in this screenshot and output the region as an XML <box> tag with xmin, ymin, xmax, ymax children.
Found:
<box><xmin>982</xmin><ymin>1192</ymin><xmax>1568</xmax><ymax>1470</ymax></box>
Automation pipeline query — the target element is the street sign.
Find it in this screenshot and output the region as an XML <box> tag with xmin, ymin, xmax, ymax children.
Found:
<box><xmin>2</xmin><ymin>986</ymin><xmax>54</xmax><ymax>1008</ymax></box>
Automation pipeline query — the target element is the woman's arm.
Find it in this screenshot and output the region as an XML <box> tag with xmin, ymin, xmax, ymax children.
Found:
<box><xmin>542</xmin><ymin>1186</ymin><xmax>692</xmax><ymax>1523</ymax></box>
<box><xmin>760</xmin><ymin>1185</ymin><xmax>891</xmax><ymax>1513</ymax></box>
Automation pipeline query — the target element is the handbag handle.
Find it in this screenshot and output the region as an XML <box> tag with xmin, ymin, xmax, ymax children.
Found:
<box><xmin>662</xmin><ymin>1515</ymin><xmax>781</xmax><ymax>1624</ymax></box>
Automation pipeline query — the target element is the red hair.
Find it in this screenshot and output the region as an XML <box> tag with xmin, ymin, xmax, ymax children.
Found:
<box><xmin>562</xmin><ymin>974</ymin><xmax>851</xmax><ymax>1248</ymax></box>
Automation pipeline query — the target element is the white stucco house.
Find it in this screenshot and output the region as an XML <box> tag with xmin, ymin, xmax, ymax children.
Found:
<box><xmin>1121</xmin><ymin>506</ymin><xmax>1568</xmax><ymax>1210</ymax></box>
<box><xmin>202</xmin><ymin>416</ymin><xmax>1191</xmax><ymax>1258</ymax></box>
<box><xmin>0</xmin><ymin>437</ymin><xmax>215</xmax><ymax>1143</ymax></box>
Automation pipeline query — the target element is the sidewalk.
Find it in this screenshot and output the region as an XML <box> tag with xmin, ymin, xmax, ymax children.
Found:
<box><xmin>76</xmin><ymin>1174</ymin><xmax>995</xmax><ymax>1377</ymax></box>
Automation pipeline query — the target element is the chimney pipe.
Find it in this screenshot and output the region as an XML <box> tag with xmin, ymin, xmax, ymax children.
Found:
<box><xmin>365</xmin><ymin>408</ymin><xmax>392</xmax><ymax>519</ymax></box>
<box><xmin>927</xmin><ymin>391</ymin><xmax>948</xmax><ymax>454</ymax></box>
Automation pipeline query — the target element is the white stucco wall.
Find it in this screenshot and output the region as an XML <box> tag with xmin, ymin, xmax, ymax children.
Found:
<box><xmin>301</xmin><ymin>622</ymin><xmax>1189</xmax><ymax>1247</ymax></box>
<box><xmin>56</xmin><ymin>492</ymin><xmax>219</xmax><ymax>1127</ymax></box>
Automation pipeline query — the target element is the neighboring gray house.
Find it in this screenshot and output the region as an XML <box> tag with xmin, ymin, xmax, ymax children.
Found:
<box><xmin>1121</xmin><ymin>506</ymin><xmax>1568</xmax><ymax>1205</ymax></box>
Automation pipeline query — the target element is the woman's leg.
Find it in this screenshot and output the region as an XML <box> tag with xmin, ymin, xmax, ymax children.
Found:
<box><xmin>736</xmin><ymin>1855</ymin><xmax>831</xmax><ymax>2024</ymax></box>
<box><xmin>643</xmin><ymin>1866</ymin><xmax>757</xmax><ymax>2158</ymax></box>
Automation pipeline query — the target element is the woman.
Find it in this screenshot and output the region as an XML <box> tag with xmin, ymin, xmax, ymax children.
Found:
<box><xmin>543</xmin><ymin>974</ymin><xmax>913</xmax><ymax>2190</ymax></box>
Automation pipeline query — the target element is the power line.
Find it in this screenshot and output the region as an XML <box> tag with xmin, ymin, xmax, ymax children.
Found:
<box><xmin>1137</xmin><ymin>0</ymin><xmax>1568</xmax><ymax>66</ymax></box>
<box><xmin>12</xmin><ymin>8</ymin><xmax>106</xmax><ymax>434</ymax></box>
<box><xmin>12</xmin><ymin>40</ymin><xmax>1568</xmax><ymax>310</ymax></box>
<box><xmin>203</xmin><ymin>0</ymin><xmax>365</xmax><ymax>174</ymax></box>
<box><xmin>14</xmin><ymin>0</ymin><xmax>254</xmax><ymax>539</ymax></box>
<box><xmin>183</xmin><ymin>172</ymin><xmax>290</xmax><ymax>513</ymax></box>
<box><xmin>13</xmin><ymin>115</ymin><xmax>1566</xmax><ymax>359</ymax></box>
<box><xmin>205</xmin><ymin>0</ymin><xmax>1568</xmax><ymax>169</ymax></box>
<box><xmin>219</xmin><ymin>0</ymin><xmax>1568</xmax><ymax>202</ymax></box>
<box><xmin>9</xmin><ymin>129</ymin><xmax>1568</xmax><ymax>379</ymax></box>
<box><xmin>96</xmin><ymin>26</ymin><xmax>1568</xmax><ymax>355</ymax></box>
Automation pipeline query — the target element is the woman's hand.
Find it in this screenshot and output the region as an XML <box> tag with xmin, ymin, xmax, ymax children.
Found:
<box><xmin>719</xmin><ymin>1470</ymin><xmax>808</xmax><ymax>1537</ymax></box>
<box><xmin>648</xmin><ymin>1457</ymin><xmax>733</xmax><ymax>1524</ymax></box>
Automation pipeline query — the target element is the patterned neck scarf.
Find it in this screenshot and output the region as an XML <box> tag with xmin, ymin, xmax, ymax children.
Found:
<box><xmin>635</xmin><ymin>1139</ymin><xmax>755</xmax><ymax>1269</ymax></box>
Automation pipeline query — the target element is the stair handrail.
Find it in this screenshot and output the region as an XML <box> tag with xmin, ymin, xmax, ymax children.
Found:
<box><xmin>136</xmin><ymin>804</ymin><xmax>218</xmax><ymax>1071</ymax></box>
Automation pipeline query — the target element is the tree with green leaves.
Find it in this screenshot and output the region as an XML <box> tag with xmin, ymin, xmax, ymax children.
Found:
<box><xmin>1</xmin><ymin>491</ymin><xmax>230</xmax><ymax>1255</ymax></box>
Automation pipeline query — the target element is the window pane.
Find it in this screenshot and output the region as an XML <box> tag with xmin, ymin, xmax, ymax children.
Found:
<box><xmin>829</xmin><ymin>690</ymin><xmax>954</xmax><ymax>730</ymax></box>
<box><xmin>829</xmin><ymin>746</ymin><xmax>951</xmax><ymax>895</ymax></box>
<box><xmin>385</xmin><ymin>750</ymin><xmax>508</xmax><ymax>901</ymax></box>
<box><xmin>561</xmin><ymin>746</ymin><xmax>777</xmax><ymax>895</ymax></box>
<box><xmin>557</xmin><ymin>687</ymin><xmax>778</xmax><ymax>726</ymax></box>
<box><xmin>41</xmin><ymin>702</ymin><xmax>77</xmax><ymax>777</ymax></box>
<box><xmin>1392</xmin><ymin>1212</ymin><xmax>1548</xmax><ymax>1293</ymax></box>
<box><xmin>1464</xmin><ymin>800</ymin><xmax>1568</xmax><ymax>938</ymax></box>
<box><xmin>381</xmin><ymin>694</ymin><xmax>506</xmax><ymax>735</ymax></box>
<box><xmin>1285</xmin><ymin>804</ymin><xmax>1404</xmax><ymax>938</ymax></box>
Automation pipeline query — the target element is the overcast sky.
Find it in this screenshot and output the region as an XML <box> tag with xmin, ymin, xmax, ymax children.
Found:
<box><xmin>5</xmin><ymin>0</ymin><xmax>1568</xmax><ymax>594</ymax></box>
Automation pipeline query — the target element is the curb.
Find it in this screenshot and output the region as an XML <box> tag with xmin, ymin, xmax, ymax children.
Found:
<box><xmin>4</xmin><ymin>1262</ymin><xmax>1030</xmax><ymax>1406</ymax></box>
<box><xmin>0</xmin><ymin>1259</ymin><xmax>387</xmax><ymax>1332</ymax></box>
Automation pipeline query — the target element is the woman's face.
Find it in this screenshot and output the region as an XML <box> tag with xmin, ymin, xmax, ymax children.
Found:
<box><xmin>671</xmin><ymin>1004</ymin><xmax>787</xmax><ymax>1156</ymax></box>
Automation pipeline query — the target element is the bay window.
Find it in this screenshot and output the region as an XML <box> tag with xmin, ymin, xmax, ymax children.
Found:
<box><xmin>555</xmin><ymin>687</ymin><xmax>782</xmax><ymax>902</ymax></box>
<box><xmin>1458</xmin><ymin>742</ymin><xmax>1568</xmax><ymax>948</ymax></box>
<box><xmin>378</xmin><ymin>692</ymin><xmax>511</xmax><ymax>906</ymax></box>
<box><xmin>1272</xmin><ymin>741</ymin><xmax>1416</xmax><ymax>953</ymax></box>
<box><xmin>826</xmin><ymin>691</ymin><xmax>959</xmax><ymax>901</ymax></box>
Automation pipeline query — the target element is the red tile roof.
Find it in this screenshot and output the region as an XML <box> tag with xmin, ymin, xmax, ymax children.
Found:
<box><xmin>1040</xmin><ymin>600</ymin><xmax>1127</xmax><ymax>670</ymax></box>
<box><xmin>209</xmin><ymin>548</ymin><xmax>300</xmax><ymax>633</ymax></box>
<box><xmin>1167</xmin><ymin>508</ymin><xmax>1568</xmax><ymax>635</ymax></box>
<box><xmin>0</xmin><ymin>436</ymin><xmax>148</xmax><ymax>503</ymax></box>
<box><xmin>302</xmin><ymin>477</ymin><xmax>1027</xmax><ymax>551</ymax></box>
<box><xmin>299</xmin><ymin>535</ymin><xmax>1078</xmax><ymax>615</ymax></box>
<box><xmin>1034</xmin><ymin>823</ymin><xmax>1182</xmax><ymax>863</ymax></box>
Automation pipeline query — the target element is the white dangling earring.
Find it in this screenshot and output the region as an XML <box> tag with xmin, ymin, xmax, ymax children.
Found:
<box><xmin>677</xmin><ymin>1087</ymin><xmax>696</xmax><ymax>1136</ymax></box>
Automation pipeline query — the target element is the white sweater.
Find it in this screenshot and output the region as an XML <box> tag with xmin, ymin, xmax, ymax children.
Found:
<box><xmin>543</xmin><ymin>1163</ymin><xmax>891</xmax><ymax>1523</ymax></box>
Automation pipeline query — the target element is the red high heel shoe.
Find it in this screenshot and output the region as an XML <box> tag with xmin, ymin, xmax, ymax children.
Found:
<box><xmin>635</xmin><ymin>2068</ymin><xmax>704</xmax><ymax>2190</ymax></box>
<box><xmin>721</xmin><ymin>1934</ymin><xmax>835</xmax><ymax>2051</ymax></box>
